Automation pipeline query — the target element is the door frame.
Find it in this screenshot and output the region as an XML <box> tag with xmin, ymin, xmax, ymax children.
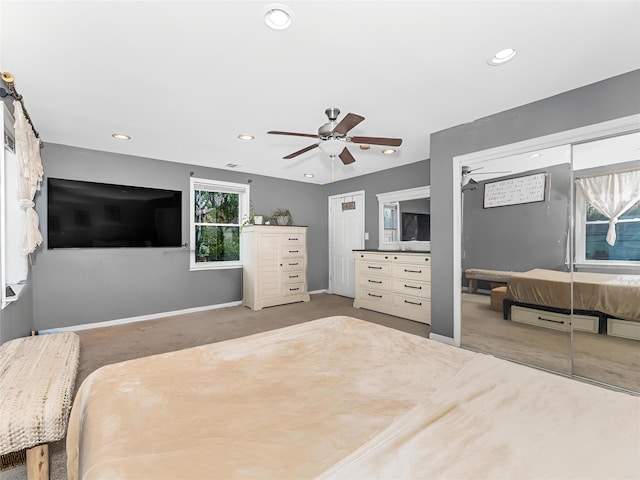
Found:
<box><xmin>327</xmin><ymin>190</ymin><xmax>366</xmax><ymax>295</ymax></box>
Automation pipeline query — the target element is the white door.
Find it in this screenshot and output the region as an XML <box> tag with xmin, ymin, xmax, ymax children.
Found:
<box><xmin>328</xmin><ymin>191</ymin><xmax>365</xmax><ymax>297</ymax></box>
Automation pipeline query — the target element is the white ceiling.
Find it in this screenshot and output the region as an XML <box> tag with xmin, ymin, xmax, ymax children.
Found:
<box><xmin>2</xmin><ymin>1</ymin><xmax>639</xmax><ymax>185</ymax></box>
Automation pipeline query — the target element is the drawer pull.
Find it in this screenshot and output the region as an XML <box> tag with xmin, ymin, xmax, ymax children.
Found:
<box><xmin>404</xmin><ymin>300</ymin><xmax>423</xmax><ymax>306</ymax></box>
<box><xmin>368</xmin><ymin>279</ymin><xmax>382</xmax><ymax>284</ymax></box>
<box><xmin>289</xmin><ymin>274</ymin><xmax>299</xmax><ymax>279</ymax></box>
<box><xmin>368</xmin><ymin>266</ymin><xmax>383</xmax><ymax>270</ymax></box>
<box><xmin>288</xmin><ymin>237</ymin><xmax>299</xmax><ymax>241</ymax></box>
<box><xmin>290</xmin><ymin>287</ymin><xmax>300</xmax><ymax>291</ymax></box>
<box><xmin>404</xmin><ymin>269</ymin><xmax>422</xmax><ymax>273</ymax></box>
<box><xmin>289</xmin><ymin>250</ymin><xmax>299</xmax><ymax>253</ymax></box>
<box><xmin>368</xmin><ymin>293</ymin><xmax>383</xmax><ymax>298</ymax></box>
<box><xmin>537</xmin><ymin>316</ymin><xmax>565</xmax><ymax>325</ymax></box>
<box><xmin>405</xmin><ymin>284</ymin><xmax>422</xmax><ymax>290</ymax></box>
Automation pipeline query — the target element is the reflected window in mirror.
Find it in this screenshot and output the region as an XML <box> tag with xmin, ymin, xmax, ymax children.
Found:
<box><xmin>377</xmin><ymin>186</ymin><xmax>430</xmax><ymax>251</ymax></box>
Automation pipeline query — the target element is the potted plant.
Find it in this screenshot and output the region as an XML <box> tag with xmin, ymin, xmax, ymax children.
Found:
<box><xmin>271</xmin><ymin>208</ymin><xmax>292</xmax><ymax>226</ymax></box>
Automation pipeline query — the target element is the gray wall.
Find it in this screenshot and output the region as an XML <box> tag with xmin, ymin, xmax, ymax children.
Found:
<box><xmin>322</xmin><ymin>160</ymin><xmax>430</xmax><ymax>249</ymax></box>
<box><xmin>0</xmin><ymin>284</ymin><xmax>34</xmax><ymax>342</ymax></box>
<box><xmin>32</xmin><ymin>143</ymin><xmax>327</xmax><ymax>330</ymax></box>
<box><xmin>430</xmin><ymin>69</ymin><xmax>640</xmax><ymax>339</ymax></box>
<box><xmin>462</xmin><ymin>164</ymin><xmax>571</xmax><ymax>283</ymax></box>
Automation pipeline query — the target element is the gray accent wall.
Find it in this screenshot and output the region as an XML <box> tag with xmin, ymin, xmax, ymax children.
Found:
<box><xmin>430</xmin><ymin>69</ymin><xmax>640</xmax><ymax>339</ymax></box>
<box><xmin>0</xmin><ymin>284</ymin><xmax>33</xmax><ymax>342</ymax></box>
<box><xmin>32</xmin><ymin>144</ymin><xmax>327</xmax><ymax>331</ymax></box>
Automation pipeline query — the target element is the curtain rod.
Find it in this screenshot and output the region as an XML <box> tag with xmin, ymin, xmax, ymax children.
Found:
<box><xmin>1</xmin><ymin>71</ymin><xmax>44</xmax><ymax>149</ymax></box>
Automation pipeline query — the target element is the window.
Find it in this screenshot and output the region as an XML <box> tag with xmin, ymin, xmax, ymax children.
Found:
<box><xmin>575</xmin><ymin>188</ymin><xmax>640</xmax><ymax>265</ymax></box>
<box><xmin>189</xmin><ymin>177</ymin><xmax>249</xmax><ymax>270</ymax></box>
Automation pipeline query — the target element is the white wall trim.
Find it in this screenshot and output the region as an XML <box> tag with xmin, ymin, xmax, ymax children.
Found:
<box><xmin>309</xmin><ymin>288</ymin><xmax>329</xmax><ymax>295</ymax></box>
<box><xmin>429</xmin><ymin>333</ymin><xmax>457</xmax><ymax>346</ymax></box>
<box><xmin>452</xmin><ymin>113</ymin><xmax>640</xmax><ymax>347</ymax></box>
<box><xmin>39</xmin><ymin>301</ymin><xmax>243</xmax><ymax>334</ymax></box>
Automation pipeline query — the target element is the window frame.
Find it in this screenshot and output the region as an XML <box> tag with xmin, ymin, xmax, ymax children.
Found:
<box><xmin>574</xmin><ymin>189</ymin><xmax>640</xmax><ymax>267</ymax></box>
<box><xmin>189</xmin><ymin>177</ymin><xmax>250</xmax><ymax>271</ymax></box>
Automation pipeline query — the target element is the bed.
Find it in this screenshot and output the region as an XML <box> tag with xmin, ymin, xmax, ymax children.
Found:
<box><xmin>67</xmin><ymin>316</ymin><xmax>640</xmax><ymax>479</ymax></box>
<box><xmin>504</xmin><ymin>268</ymin><xmax>640</xmax><ymax>339</ymax></box>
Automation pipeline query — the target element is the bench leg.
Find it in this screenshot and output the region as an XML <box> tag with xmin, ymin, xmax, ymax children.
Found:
<box><xmin>467</xmin><ymin>279</ymin><xmax>477</xmax><ymax>294</ymax></box>
<box><xmin>26</xmin><ymin>444</ymin><xmax>48</xmax><ymax>480</ymax></box>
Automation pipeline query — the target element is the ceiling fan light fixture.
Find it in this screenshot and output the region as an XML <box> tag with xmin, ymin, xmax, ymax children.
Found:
<box><xmin>488</xmin><ymin>48</ymin><xmax>517</xmax><ymax>66</ymax></box>
<box><xmin>264</xmin><ymin>4</ymin><xmax>293</xmax><ymax>30</ymax></box>
<box><xmin>319</xmin><ymin>139</ymin><xmax>344</xmax><ymax>157</ymax></box>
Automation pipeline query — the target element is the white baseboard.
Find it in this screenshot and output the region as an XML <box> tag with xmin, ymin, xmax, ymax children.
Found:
<box><xmin>429</xmin><ymin>333</ymin><xmax>458</xmax><ymax>347</ymax></box>
<box><xmin>309</xmin><ymin>289</ymin><xmax>329</xmax><ymax>295</ymax></box>
<box><xmin>39</xmin><ymin>301</ymin><xmax>243</xmax><ymax>334</ymax></box>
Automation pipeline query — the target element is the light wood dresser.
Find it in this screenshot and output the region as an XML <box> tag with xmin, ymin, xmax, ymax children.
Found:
<box><xmin>241</xmin><ymin>225</ymin><xmax>310</xmax><ymax>310</ymax></box>
<box><xmin>353</xmin><ymin>250</ymin><xmax>431</xmax><ymax>324</ymax></box>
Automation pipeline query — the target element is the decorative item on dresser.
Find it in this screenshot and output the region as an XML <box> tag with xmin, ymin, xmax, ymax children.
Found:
<box><xmin>353</xmin><ymin>250</ymin><xmax>431</xmax><ymax>324</ymax></box>
<box><xmin>241</xmin><ymin>225</ymin><xmax>310</xmax><ymax>310</ymax></box>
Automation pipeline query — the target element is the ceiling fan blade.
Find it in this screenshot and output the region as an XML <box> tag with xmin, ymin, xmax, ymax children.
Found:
<box><xmin>333</xmin><ymin>113</ymin><xmax>365</xmax><ymax>135</ymax></box>
<box><xmin>268</xmin><ymin>131</ymin><xmax>319</xmax><ymax>139</ymax></box>
<box><xmin>283</xmin><ymin>143</ymin><xmax>319</xmax><ymax>159</ymax></box>
<box><xmin>350</xmin><ymin>136</ymin><xmax>403</xmax><ymax>147</ymax></box>
<box><xmin>339</xmin><ymin>147</ymin><xmax>356</xmax><ymax>165</ymax></box>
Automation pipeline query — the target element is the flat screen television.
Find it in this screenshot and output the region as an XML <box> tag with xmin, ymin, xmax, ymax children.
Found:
<box><xmin>401</xmin><ymin>212</ymin><xmax>430</xmax><ymax>242</ymax></box>
<box><xmin>47</xmin><ymin>178</ymin><xmax>182</xmax><ymax>249</ymax></box>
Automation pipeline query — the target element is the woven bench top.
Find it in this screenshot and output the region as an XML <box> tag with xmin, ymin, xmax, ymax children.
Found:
<box><xmin>0</xmin><ymin>332</ymin><xmax>80</xmax><ymax>454</ymax></box>
<box><xmin>464</xmin><ymin>268</ymin><xmax>515</xmax><ymax>283</ymax></box>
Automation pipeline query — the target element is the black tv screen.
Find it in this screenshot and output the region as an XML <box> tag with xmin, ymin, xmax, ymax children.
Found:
<box><xmin>47</xmin><ymin>178</ymin><xmax>182</xmax><ymax>249</ymax></box>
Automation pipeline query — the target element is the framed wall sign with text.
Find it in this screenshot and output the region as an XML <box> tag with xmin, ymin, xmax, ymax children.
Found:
<box><xmin>483</xmin><ymin>173</ymin><xmax>547</xmax><ymax>208</ymax></box>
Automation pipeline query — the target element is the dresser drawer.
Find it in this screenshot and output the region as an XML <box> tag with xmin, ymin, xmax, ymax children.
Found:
<box><xmin>284</xmin><ymin>271</ymin><xmax>305</xmax><ymax>284</ymax></box>
<box><xmin>391</xmin><ymin>254</ymin><xmax>431</xmax><ymax>265</ymax></box>
<box><xmin>360</xmin><ymin>275</ymin><xmax>391</xmax><ymax>291</ymax></box>
<box><xmin>393</xmin><ymin>264</ymin><xmax>430</xmax><ymax>282</ymax></box>
<box><xmin>282</xmin><ymin>259</ymin><xmax>304</xmax><ymax>271</ymax></box>
<box><xmin>284</xmin><ymin>283</ymin><xmax>305</xmax><ymax>296</ymax></box>
<box><xmin>512</xmin><ymin>306</ymin><xmax>570</xmax><ymax>332</ymax></box>
<box><xmin>360</xmin><ymin>262</ymin><xmax>392</xmax><ymax>276</ymax></box>
<box><xmin>282</xmin><ymin>246</ymin><xmax>305</xmax><ymax>258</ymax></box>
<box><xmin>392</xmin><ymin>293</ymin><xmax>429</xmax><ymax>316</ymax></box>
<box><xmin>355</xmin><ymin>252</ymin><xmax>392</xmax><ymax>263</ymax></box>
<box><xmin>358</xmin><ymin>287</ymin><xmax>392</xmax><ymax>304</ymax></box>
<box><xmin>392</xmin><ymin>278</ymin><xmax>430</xmax><ymax>297</ymax></box>
<box><xmin>283</xmin><ymin>234</ymin><xmax>305</xmax><ymax>246</ymax></box>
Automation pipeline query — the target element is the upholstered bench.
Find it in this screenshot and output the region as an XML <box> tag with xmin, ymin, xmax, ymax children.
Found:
<box><xmin>464</xmin><ymin>268</ymin><xmax>515</xmax><ymax>294</ymax></box>
<box><xmin>0</xmin><ymin>332</ymin><xmax>80</xmax><ymax>480</ymax></box>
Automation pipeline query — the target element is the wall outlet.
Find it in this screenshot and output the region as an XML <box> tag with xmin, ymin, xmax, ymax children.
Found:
<box><xmin>364</xmin><ymin>232</ymin><xmax>369</xmax><ymax>240</ymax></box>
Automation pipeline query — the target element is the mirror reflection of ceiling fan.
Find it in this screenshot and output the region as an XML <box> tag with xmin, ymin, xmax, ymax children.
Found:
<box><xmin>461</xmin><ymin>166</ymin><xmax>511</xmax><ymax>191</ymax></box>
<box><xmin>267</xmin><ymin>108</ymin><xmax>403</xmax><ymax>167</ymax></box>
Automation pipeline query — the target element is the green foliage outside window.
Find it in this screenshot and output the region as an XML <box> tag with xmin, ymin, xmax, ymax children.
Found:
<box><xmin>194</xmin><ymin>191</ymin><xmax>240</xmax><ymax>263</ymax></box>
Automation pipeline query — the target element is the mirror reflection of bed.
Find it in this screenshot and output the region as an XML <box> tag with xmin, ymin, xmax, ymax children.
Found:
<box><xmin>460</xmin><ymin>131</ymin><xmax>640</xmax><ymax>394</ymax></box>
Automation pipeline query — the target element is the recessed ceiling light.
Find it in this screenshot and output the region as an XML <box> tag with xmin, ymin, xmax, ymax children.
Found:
<box><xmin>530</xmin><ymin>152</ymin><xmax>541</xmax><ymax>158</ymax></box>
<box><xmin>488</xmin><ymin>48</ymin><xmax>517</xmax><ymax>66</ymax></box>
<box><xmin>304</xmin><ymin>173</ymin><xmax>314</xmax><ymax>178</ymax></box>
<box><xmin>112</xmin><ymin>133</ymin><xmax>130</xmax><ymax>140</ymax></box>
<box><xmin>264</xmin><ymin>4</ymin><xmax>293</xmax><ymax>30</ymax></box>
<box><xmin>359</xmin><ymin>144</ymin><xmax>370</xmax><ymax>150</ymax></box>
<box><xmin>238</xmin><ymin>134</ymin><xmax>254</xmax><ymax>140</ymax></box>
<box><xmin>382</xmin><ymin>149</ymin><xmax>396</xmax><ymax>155</ymax></box>
<box><xmin>225</xmin><ymin>163</ymin><xmax>242</xmax><ymax>169</ymax></box>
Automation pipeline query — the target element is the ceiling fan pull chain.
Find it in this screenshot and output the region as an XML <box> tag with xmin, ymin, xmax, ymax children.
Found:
<box><xmin>331</xmin><ymin>157</ymin><xmax>335</xmax><ymax>181</ymax></box>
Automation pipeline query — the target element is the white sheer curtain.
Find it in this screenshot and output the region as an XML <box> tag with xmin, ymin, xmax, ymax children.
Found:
<box><xmin>13</xmin><ymin>100</ymin><xmax>44</xmax><ymax>255</ymax></box>
<box><xmin>575</xmin><ymin>169</ymin><xmax>640</xmax><ymax>246</ymax></box>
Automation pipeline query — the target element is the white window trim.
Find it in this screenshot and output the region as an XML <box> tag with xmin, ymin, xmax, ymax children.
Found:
<box><xmin>189</xmin><ymin>177</ymin><xmax>249</xmax><ymax>271</ymax></box>
<box><xmin>575</xmin><ymin>188</ymin><xmax>640</xmax><ymax>267</ymax></box>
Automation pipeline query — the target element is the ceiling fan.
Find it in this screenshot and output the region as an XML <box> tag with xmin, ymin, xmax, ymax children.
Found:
<box><xmin>267</xmin><ymin>107</ymin><xmax>403</xmax><ymax>166</ymax></box>
<box><xmin>461</xmin><ymin>165</ymin><xmax>511</xmax><ymax>191</ymax></box>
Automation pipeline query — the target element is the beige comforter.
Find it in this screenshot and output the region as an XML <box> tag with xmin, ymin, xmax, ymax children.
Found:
<box><xmin>67</xmin><ymin>316</ymin><xmax>640</xmax><ymax>479</ymax></box>
<box><xmin>507</xmin><ymin>268</ymin><xmax>640</xmax><ymax>321</ymax></box>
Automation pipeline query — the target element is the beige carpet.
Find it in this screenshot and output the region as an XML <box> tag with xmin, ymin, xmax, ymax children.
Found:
<box><xmin>0</xmin><ymin>293</ymin><xmax>429</xmax><ymax>480</ymax></box>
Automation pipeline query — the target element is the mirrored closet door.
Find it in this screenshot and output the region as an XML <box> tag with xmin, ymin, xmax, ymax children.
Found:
<box><xmin>571</xmin><ymin>132</ymin><xmax>640</xmax><ymax>392</ymax></box>
<box><xmin>456</xmin><ymin>119</ymin><xmax>639</xmax><ymax>394</ymax></box>
<box><xmin>460</xmin><ymin>147</ymin><xmax>573</xmax><ymax>375</ymax></box>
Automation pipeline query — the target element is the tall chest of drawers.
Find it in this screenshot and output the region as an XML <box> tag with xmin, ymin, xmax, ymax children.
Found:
<box><xmin>353</xmin><ymin>251</ymin><xmax>431</xmax><ymax>324</ymax></box>
<box><xmin>241</xmin><ymin>225</ymin><xmax>310</xmax><ymax>310</ymax></box>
